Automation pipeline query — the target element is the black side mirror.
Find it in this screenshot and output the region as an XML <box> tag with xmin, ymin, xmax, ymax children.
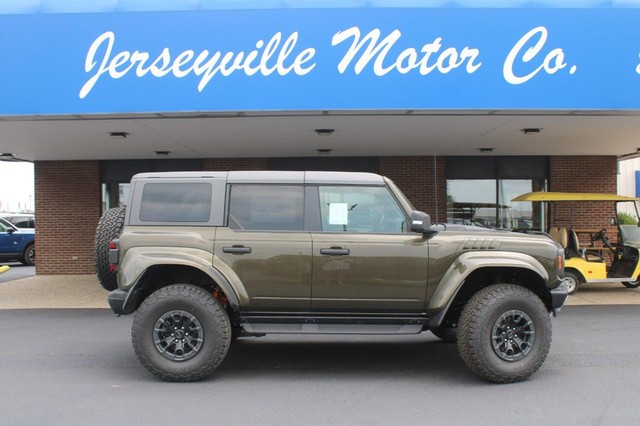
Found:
<box><xmin>410</xmin><ymin>211</ymin><xmax>438</xmax><ymax>236</ymax></box>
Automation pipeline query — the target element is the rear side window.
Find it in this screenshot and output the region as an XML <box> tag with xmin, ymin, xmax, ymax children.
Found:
<box><xmin>228</xmin><ymin>185</ymin><xmax>304</xmax><ymax>231</ymax></box>
<box><xmin>140</xmin><ymin>182</ymin><xmax>212</xmax><ymax>223</ymax></box>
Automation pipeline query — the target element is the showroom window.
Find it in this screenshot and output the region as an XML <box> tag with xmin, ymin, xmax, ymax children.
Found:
<box><xmin>446</xmin><ymin>157</ymin><xmax>548</xmax><ymax>231</ymax></box>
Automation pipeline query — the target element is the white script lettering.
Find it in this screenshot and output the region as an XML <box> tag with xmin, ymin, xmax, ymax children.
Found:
<box><xmin>79</xmin><ymin>31</ymin><xmax>317</xmax><ymax>98</ymax></box>
<box><xmin>332</xmin><ymin>27</ymin><xmax>481</xmax><ymax>76</ymax></box>
<box><xmin>503</xmin><ymin>26</ymin><xmax>571</xmax><ymax>85</ymax></box>
<box><xmin>636</xmin><ymin>53</ymin><xmax>640</xmax><ymax>74</ymax></box>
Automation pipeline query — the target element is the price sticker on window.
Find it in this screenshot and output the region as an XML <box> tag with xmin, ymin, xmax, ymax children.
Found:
<box><xmin>329</xmin><ymin>203</ymin><xmax>349</xmax><ymax>225</ymax></box>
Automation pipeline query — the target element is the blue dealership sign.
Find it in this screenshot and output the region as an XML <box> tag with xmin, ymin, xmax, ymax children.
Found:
<box><xmin>1</xmin><ymin>7</ymin><xmax>639</xmax><ymax>114</ymax></box>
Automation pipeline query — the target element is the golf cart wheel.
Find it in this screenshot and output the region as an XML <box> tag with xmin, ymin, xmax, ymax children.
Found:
<box><xmin>457</xmin><ymin>284</ymin><xmax>552</xmax><ymax>384</ymax></box>
<box><xmin>563</xmin><ymin>271</ymin><xmax>582</xmax><ymax>295</ymax></box>
<box><xmin>622</xmin><ymin>279</ymin><xmax>640</xmax><ymax>289</ymax></box>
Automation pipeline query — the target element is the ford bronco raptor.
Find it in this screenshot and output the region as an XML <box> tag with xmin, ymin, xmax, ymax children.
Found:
<box><xmin>95</xmin><ymin>171</ymin><xmax>567</xmax><ymax>383</ymax></box>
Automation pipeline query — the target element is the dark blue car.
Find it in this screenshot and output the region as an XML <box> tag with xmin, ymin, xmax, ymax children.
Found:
<box><xmin>0</xmin><ymin>217</ymin><xmax>35</xmax><ymax>266</ymax></box>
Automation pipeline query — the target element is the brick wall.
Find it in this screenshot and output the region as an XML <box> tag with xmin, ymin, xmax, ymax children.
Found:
<box><xmin>34</xmin><ymin>161</ymin><xmax>101</xmax><ymax>274</ymax></box>
<box><xmin>549</xmin><ymin>155</ymin><xmax>618</xmax><ymax>244</ymax></box>
<box><xmin>379</xmin><ymin>156</ymin><xmax>447</xmax><ymax>223</ymax></box>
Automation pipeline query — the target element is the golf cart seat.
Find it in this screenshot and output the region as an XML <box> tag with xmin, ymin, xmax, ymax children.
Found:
<box><xmin>567</xmin><ymin>229</ymin><xmax>605</xmax><ymax>262</ymax></box>
<box><xmin>549</xmin><ymin>227</ymin><xmax>568</xmax><ymax>249</ymax></box>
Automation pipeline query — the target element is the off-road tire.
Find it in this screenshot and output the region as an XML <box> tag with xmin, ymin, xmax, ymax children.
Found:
<box><xmin>430</xmin><ymin>326</ymin><xmax>458</xmax><ymax>342</ymax></box>
<box><xmin>132</xmin><ymin>284</ymin><xmax>231</xmax><ymax>382</ymax></box>
<box><xmin>94</xmin><ymin>207</ymin><xmax>125</xmax><ymax>291</ymax></box>
<box><xmin>457</xmin><ymin>284</ymin><xmax>551</xmax><ymax>384</ymax></box>
<box><xmin>21</xmin><ymin>243</ymin><xmax>35</xmax><ymax>266</ymax></box>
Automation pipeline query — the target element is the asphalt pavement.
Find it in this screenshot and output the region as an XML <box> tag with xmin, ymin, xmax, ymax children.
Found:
<box><xmin>1</xmin><ymin>273</ymin><xmax>640</xmax><ymax>309</ymax></box>
<box><xmin>1</xmin><ymin>306</ymin><xmax>640</xmax><ymax>425</ymax></box>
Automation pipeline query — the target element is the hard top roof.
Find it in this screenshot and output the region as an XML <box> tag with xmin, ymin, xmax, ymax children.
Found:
<box><xmin>132</xmin><ymin>170</ymin><xmax>385</xmax><ymax>185</ymax></box>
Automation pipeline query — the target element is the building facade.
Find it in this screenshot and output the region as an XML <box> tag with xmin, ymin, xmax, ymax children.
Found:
<box><xmin>0</xmin><ymin>1</ymin><xmax>637</xmax><ymax>274</ymax></box>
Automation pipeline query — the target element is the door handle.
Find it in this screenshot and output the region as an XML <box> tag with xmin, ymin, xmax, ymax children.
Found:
<box><xmin>223</xmin><ymin>246</ymin><xmax>252</xmax><ymax>254</ymax></box>
<box><xmin>320</xmin><ymin>248</ymin><xmax>350</xmax><ymax>256</ymax></box>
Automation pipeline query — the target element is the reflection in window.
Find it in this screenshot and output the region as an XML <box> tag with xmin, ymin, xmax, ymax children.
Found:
<box><xmin>228</xmin><ymin>185</ymin><xmax>304</xmax><ymax>231</ymax></box>
<box><xmin>319</xmin><ymin>186</ymin><xmax>406</xmax><ymax>233</ymax></box>
<box><xmin>447</xmin><ymin>179</ymin><xmax>546</xmax><ymax>231</ymax></box>
<box><xmin>140</xmin><ymin>182</ymin><xmax>212</xmax><ymax>222</ymax></box>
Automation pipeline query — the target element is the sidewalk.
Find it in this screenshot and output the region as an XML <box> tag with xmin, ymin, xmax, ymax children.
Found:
<box><xmin>0</xmin><ymin>275</ymin><xmax>109</xmax><ymax>309</ymax></box>
<box><xmin>1</xmin><ymin>275</ymin><xmax>640</xmax><ymax>309</ymax></box>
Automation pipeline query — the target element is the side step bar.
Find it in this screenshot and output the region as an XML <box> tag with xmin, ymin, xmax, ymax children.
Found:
<box><xmin>239</xmin><ymin>315</ymin><xmax>428</xmax><ymax>335</ymax></box>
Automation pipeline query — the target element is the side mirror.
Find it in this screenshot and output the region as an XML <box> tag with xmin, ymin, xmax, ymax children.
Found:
<box><xmin>410</xmin><ymin>211</ymin><xmax>438</xmax><ymax>236</ymax></box>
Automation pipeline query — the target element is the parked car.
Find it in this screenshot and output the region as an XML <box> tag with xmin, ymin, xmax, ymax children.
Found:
<box><xmin>0</xmin><ymin>217</ymin><xmax>35</xmax><ymax>265</ymax></box>
<box><xmin>97</xmin><ymin>171</ymin><xmax>567</xmax><ymax>384</ymax></box>
<box><xmin>0</xmin><ymin>213</ymin><xmax>35</xmax><ymax>230</ymax></box>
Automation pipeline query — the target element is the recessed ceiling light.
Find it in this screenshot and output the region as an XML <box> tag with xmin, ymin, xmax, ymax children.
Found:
<box><xmin>109</xmin><ymin>131</ymin><xmax>129</xmax><ymax>139</ymax></box>
<box><xmin>315</xmin><ymin>129</ymin><xmax>334</xmax><ymax>136</ymax></box>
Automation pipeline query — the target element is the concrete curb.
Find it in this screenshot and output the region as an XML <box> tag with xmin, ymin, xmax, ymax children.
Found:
<box><xmin>0</xmin><ymin>275</ymin><xmax>639</xmax><ymax>310</ymax></box>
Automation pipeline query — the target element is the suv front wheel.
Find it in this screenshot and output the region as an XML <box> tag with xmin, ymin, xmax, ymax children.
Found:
<box><xmin>132</xmin><ymin>284</ymin><xmax>231</xmax><ymax>382</ymax></box>
<box><xmin>457</xmin><ymin>284</ymin><xmax>551</xmax><ymax>383</ymax></box>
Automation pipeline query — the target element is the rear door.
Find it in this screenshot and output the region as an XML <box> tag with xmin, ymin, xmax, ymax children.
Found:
<box><xmin>214</xmin><ymin>184</ymin><xmax>312</xmax><ymax>311</ymax></box>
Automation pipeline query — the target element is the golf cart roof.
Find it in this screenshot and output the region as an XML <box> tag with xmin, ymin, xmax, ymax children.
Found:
<box><xmin>512</xmin><ymin>192</ymin><xmax>640</xmax><ymax>202</ymax></box>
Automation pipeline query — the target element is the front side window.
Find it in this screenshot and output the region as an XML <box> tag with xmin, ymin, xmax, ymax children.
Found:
<box><xmin>139</xmin><ymin>182</ymin><xmax>212</xmax><ymax>223</ymax></box>
<box><xmin>228</xmin><ymin>185</ymin><xmax>304</xmax><ymax>231</ymax></box>
<box><xmin>318</xmin><ymin>186</ymin><xmax>407</xmax><ymax>233</ymax></box>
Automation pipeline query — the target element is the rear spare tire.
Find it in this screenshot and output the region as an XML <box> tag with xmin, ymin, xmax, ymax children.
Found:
<box><xmin>94</xmin><ymin>207</ymin><xmax>126</xmax><ymax>291</ymax></box>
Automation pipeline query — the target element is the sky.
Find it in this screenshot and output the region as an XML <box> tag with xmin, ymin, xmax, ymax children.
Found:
<box><xmin>0</xmin><ymin>162</ymin><xmax>34</xmax><ymax>212</ymax></box>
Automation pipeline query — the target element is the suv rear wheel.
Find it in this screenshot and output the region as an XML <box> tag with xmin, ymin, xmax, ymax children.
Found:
<box><xmin>457</xmin><ymin>284</ymin><xmax>551</xmax><ymax>383</ymax></box>
<box><xmin>132</xmin><ymin>284</ymin><xmax>231</xmax><ymax>382</ymax></box>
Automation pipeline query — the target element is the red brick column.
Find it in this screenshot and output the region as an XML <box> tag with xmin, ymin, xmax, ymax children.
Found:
<box><xmin>549</xmin><ymin>155</ymin><xmax>618</xmax><ymax>243</ymax></box>
<box><xmin>34</xmin><ymin>161</ymin><xmax>101</xmax><ymax>274</ymax></box>
<box><xmin>379</xmin><ymin>156</ymin><xmax>447</xmax><ymax>223</ymax></box>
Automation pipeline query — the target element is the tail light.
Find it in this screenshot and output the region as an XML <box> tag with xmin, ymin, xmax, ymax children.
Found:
<box><xmin>108</xmin><ymin>239</ymin><xmax>119</xmax><ymax>272</ymax></box>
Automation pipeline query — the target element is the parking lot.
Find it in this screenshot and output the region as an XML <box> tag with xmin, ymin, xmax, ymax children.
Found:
<box><xmin>1</xmin><ymin>276</ymin><xmax>640</xmax><ymax>425</ymax></box>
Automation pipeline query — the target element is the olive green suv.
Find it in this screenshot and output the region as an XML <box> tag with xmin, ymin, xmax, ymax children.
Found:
<box><xmin>95</xmin><ymin>171</ymin><xmax>567</xmax><ymax>383</ymax></box>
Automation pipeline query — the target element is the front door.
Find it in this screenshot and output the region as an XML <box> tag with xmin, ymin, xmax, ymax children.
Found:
<box><xmin>310</xmin><ymin>185</ymin><xmax>429</xmax><ymax>313</ymax></box>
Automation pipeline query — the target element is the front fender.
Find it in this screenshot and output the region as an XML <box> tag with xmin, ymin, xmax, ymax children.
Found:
<box><xmin>118</xmin><ymin>247</ymin><xmax>246</xmax><ymax>310</ymax></box>
<box><xmin>426</xmin><ymin>250</ymin><xmax>549</xmax><ymax>312</ymax></box>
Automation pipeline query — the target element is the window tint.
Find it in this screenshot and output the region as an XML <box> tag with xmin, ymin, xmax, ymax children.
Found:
<box><xmin>139</xmin><ymin>182</ymin><xmax>212</xmax><ymax>222</ymax></box>
<box><xmin>318</xmin><ymin>186</ymin><xmax>406</xmax><ymax>233</ymax></box>
<box><xmin>228</xmin><ymin>185</ymin><xmax>304</xmax><ymax>231</ymax></box>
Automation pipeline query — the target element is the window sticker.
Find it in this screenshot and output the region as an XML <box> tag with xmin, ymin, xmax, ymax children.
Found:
<box><xmin>329</xmin><ymin>203</ymin><xmax>349</xmax><ymax>225</ymax></box>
